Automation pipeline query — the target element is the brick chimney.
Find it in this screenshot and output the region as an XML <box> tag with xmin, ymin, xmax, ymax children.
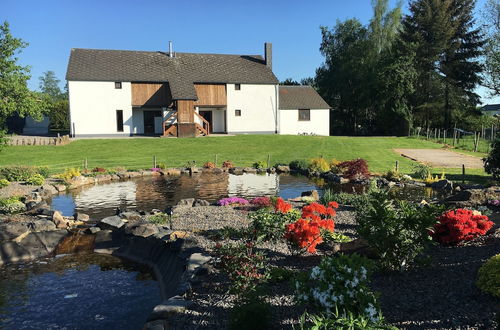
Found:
<box><xmin>264</xmin><ymin>42</ymin><xmax>272</xmax><ymax>70</ymax></box>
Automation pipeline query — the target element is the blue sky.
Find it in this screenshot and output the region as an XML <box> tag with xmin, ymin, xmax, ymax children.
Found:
<box><xmin>2</xmin><ymin>0</ymin><xmax>497</xmax><ymax>104</ymax></box>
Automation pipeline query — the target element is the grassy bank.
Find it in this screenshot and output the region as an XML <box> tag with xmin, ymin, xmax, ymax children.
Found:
<box><xmin>0</xmin><ymin>135</ymin><xmax>488</xmax><ymax>179</ymax></box>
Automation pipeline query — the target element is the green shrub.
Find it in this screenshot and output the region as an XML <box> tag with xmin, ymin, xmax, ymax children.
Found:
<box><xmin>249</xmin><ymin>208</ymin><xmax>301</xmax><ymax>242</ymax></box>
<box><xmin>0</xmin><ymin>196</ymin><xmax>26</xmax><ymax>214</ymax></box>
<box><xmin>384</xmin><ymin>169</ymin><xmax>401</xmax><ymax>182</ymax></box>
<box><xmin>295</xmin><ymin>254</ymin><xmax>381</xmax><ymax>322</ymax></box>
<box><xmin>484</xmin><ymin>135</ymin><xmax>500</xmax><ymax>179</ymax></box>
<box><xmin>26</xmin><ymin>173</ymin><xmax>45</xmax><ymax>186</ymax></box>
<box><xmin>252</xmin><ymin>161</ymin><xmax>266</xmax><ymax>169</ymax></box>
<box><xmin>412</xmin><ymin>163</ymin><xmax>432</xmax><ymax>180</ymax></box>
<box><xmin>37</xmin><ymin>166</ymin><xmax>50</xmax><ymax>178</ymax></box>
<box><xmin>230</xmin><ymin>296</ymin><xmax>271</xmax><ymax>330</ymax></box>
<box><xmin>308</xmin><ymin>158</ymin><xmax>331</xmax><ymax>173</ymax></box>
<box><xmin>268</xmin><ymin>267</ymin><xmax>297</xmax><ymax>283</ymax></box>
<box><xmin>56</xmin><ymin>168</ymin><xmax>81</xmax><ymax>182</ymax></box>
<box><xmin>147</xmin><ymin>213</ymin><xmax>169</xmax><ymax>225</ymax></box>
<box><xmin>0</xmin><ymin>166</ymin><xmax>39</xmax><ymax>181</ymax></box>
<box><xmin>0</xmin><ymin>179</ymin><xmax>9</xmax><ymax>188</ymax></box>
<box><xmin>477</xmin><ymin>254</ymin><xmax>500</xmax><ymax>298</ymax></box>
<box><xmin>321</xmin><ymin>189</ymin><xmax>370</xmax><ymax>209</ymax></box>
<box><xmin>157</xmin><ymin>162</ymin><xmax>167</xmax><ymax>169</ymax></box>
<box><xmin>356</xmin><ymin>191</ymin><xmax>443</xmax><ymax>271</ymax></box>
<box><xmin>298</xmin><ymin>310</ymin><xmax>396</xmax><ymax>330</ymax></box>
<box><xmin>289</xmin><ymin>160</ymin><xmax>309</xmax><ymax>172</ymax></box>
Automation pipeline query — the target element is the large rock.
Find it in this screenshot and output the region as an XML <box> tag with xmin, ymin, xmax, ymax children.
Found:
<box><xmin>276</xmin><ymin>165</ymin><xmax>290</xmax><ymax>173</ymax></box>
<box><xmin>0</xmin><ymin>241</ymin><xmax>32</xmax><ymax>264</ymax></box>
<box><xmin>242</xmin><ymin>167</ymin><xmax>257</xmax><ymax>173</ymax></box>
<box><xmin>177</xmin><ymin>198</ymin><xmax>195</xmax><ymax>207</ymax></box>
<box><xmin>301</xmin><ymin>190</ymin><xmax>320</xmax><ymax>201</ymax></box>
<box><xmin>431</xmin><ymin>179</ymin><xmax>453</xmax><ymax>191</ymax></box>
<box><xmin>124</xmin><ymin>222</ymin><xmax>159</xmax><ymax>238</ymax></box>
<box><xmin>228</xmin><ymin>167</ymin><xmax>243</xmax><ymax>175</ymax></box>
<box><xmin>98</xmin><ymin>215</ymin><xmax>125</xmax><ymax>230</ymax></box>
<box><xmin>18</xmin><ymin>230</ymin><xmax>68</xmax><ymax>259</ymax></box>
<box><xmin>73</xmin><ymin>212</ymin><xmax>90</xmax><ymax>222</ymax></box>
<box><xmin>187</xmin><ymin>253</ymin><xmax>212</xmax><ymax>273</ymax></box>
<box><xmin>120</xmin><ymin>211</ymin><xmax>142</xmax><ymax>221</ymax></box>
<box><xmin>67</xmin><ymin>176</ymin><xmax>95</xmax><ymax>189</ymax></box>
<box><xmin>193</xmin><ymin>199</ymin><xmax>210</xmax><ymax>207</ymax></box>
<box><xmin>52</xmin><ymin>211</ymin><xmax>69</xmax><ymax>229</ymax></box>
<box><xmin>148</xmin><ymin>297</ymin><xmax>194</xmax><ymax>321</ymax></box>
<box><xmin>444</xmin><ymin>187</ymin><xmax>500</xmax><ymax>206</ymax></box>
<box><xmin>36</xmin><ymin>184</ymin><xmax>58</xmax><ymax>197</ymax></box>
<box><xmin>162</xmin><ymin>168</ymin><xmax>181</xmax><ymax>176</ymax></box>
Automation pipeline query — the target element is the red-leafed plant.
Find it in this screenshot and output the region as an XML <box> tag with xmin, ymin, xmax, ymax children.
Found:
<box><xmin>92</xmin><ymin>167</ymin><xmax>106</xmax><ymax>173</ymax></box>
<box><xmin>285</xmin><ymin>202</ymin><xmax>338</xmax><ymax>253</ymax></box>
<box><xmin>432</xmin><ymin>209</ymin><xmax>494</xmax><ymax>245</ymax></box>
<box><xmin>250</xmin><ymin>196</ymin><xmax>272</xmax><ymax>209</ymax></box>
<box><xmin>338</xmin><ymin>159</ymin><xmax>369</xmax><ymax>180</ymax></box>
<box><xmin>222</xmin><ymin>160</ymin><xmax>234</xmax><ymax>169</ymax></box>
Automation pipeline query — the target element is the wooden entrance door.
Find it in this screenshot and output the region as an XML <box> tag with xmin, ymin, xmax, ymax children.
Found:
<box><xmin>199</xmin><ymin>111</ymin><xmax>213</xmax><ymax>133</ymax></box>
<box><xmin>143</xmin><ymin>110</ymin><xmax>162</xmax><ymax>135</ymax></box>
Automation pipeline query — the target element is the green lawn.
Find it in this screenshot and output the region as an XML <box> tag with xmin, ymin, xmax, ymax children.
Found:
<box><xmin>0</xmin><ymin>135</ymin><xmax>489</xmax><ymax>180</ymax></box>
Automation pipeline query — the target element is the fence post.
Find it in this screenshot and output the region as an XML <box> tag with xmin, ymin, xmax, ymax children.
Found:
<box><xmin>215</xmin><ymin>154</ymin><xmax>218</xmax><ymax>166</ymax></box>
<box><xmin>153</xmin><ymin>155</ymin><xmax>157</xmax><ymax>168</ymax></box>
<box><xmin>267</xmin><ymin>154</ymin><xmax>271</xmax><ymax>169</ymax></box>
<box><xmin>462</xmin><ymin>164</ymin><xmax>466</xmax><ymax>183</ymax></box>
<box><xmin>443</xmin><ymin>130</ymin><xmax>446</xmax><ymax>144</ymax></box>
<box><xmin>84</xmin><ymin>158</ymin><xmax>88</xmax><ymax>170</ymax></box>
<box><xmin>395</xmin><ymin>160</ymin><xmax>399</xmax><ymax>172</ymax></box>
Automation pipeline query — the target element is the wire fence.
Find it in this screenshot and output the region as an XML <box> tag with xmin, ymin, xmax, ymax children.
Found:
<box><xmin>409</xmin><ymin>126</ymin><xmax>496</xmax><ymax>154</ymax></box>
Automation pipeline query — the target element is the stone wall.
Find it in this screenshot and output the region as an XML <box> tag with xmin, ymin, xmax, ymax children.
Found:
<box><xmin>8</xmin><ymin>135</ymin><xmax>71</xmax><ymax>146</ymax></box>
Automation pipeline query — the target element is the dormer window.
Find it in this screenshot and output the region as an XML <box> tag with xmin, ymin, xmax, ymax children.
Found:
<box><xmin>235</xmin><ymin>84</ymin><xmax>241</xmax><ymax>90</ymax></box>
<box><xmin>115</xmin><ymin>82</ymin><xmax>122</xmax><ymax>89</ymax></box>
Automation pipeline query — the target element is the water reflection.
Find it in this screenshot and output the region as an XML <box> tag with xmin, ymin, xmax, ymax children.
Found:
<box><xmin>0</xmin><ymin>254</ymin><xmax>160</xmax><ymax>330</ymax></box>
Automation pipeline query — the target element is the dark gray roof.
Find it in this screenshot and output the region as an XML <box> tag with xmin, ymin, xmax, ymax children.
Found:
<box><xmin>481</xmin><ymin>104</ymin><xmax>500</xmax><ymax>112</ymax></box>
<box><xmin>279</xmin><ymin>86</ymin><xmax>330</xmax><ymax>110</ymax></box>
<box><xmin>66</xmin><ymin>48</ymin><xmax>279</xmax><ymax>100</ymax></box>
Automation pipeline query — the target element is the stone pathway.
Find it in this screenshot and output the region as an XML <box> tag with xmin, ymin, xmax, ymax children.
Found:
<box><xmin>394</xmin><ymin>149</ymin><xmax>484</xmax><ymax>168</ymax></box>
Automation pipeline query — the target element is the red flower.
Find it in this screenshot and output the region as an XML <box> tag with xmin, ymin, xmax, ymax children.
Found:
<box><xmin>328</xmin><ymin>201</ymin><xmax>339</xmax><ymax>209</ymax></box>
<box><xmin>432</xmin><ymin>209</ymin><xmax>494</xmax><ymax>245</ymax></box>
<box><xmin>275</xmin><ymin>197</ymin><xmax>292</xmax><ymax>213</ymax></box>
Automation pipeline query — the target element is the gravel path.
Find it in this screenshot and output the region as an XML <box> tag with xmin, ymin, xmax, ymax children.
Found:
<box><xmin>394</xmin><ymin>148</ymin><xmax>484</xmax><ymax>168</ymax></box>
<box><xmin>167</xmin><ymin>205</ymin><xmax>499</xmax><ymax>329</ymax></box>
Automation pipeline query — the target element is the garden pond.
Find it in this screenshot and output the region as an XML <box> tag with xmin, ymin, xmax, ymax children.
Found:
<box><xmin>50</xmin><ymin>172</ymin><xmax>446</xmax><ymax>218</ymax></box>
<box><xmin>0</xmin><ymin>253</ymin><xmax>160</xmax><ymax>329</ymax></box>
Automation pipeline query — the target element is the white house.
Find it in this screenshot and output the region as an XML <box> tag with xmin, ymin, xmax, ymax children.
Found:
<box><xmin>66</xmin><ymin>43</ymin><xmax>330</xmax><ymax>137</ymax></box>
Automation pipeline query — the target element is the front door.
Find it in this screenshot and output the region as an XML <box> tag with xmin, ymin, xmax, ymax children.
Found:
<box><xmin>143</xmin><ymin>110</ymin><xmax>162</xmax><ymax>135</ymax></box>
<box><xmin>199</xmin><ymin>111</ymin><xmax>213</xmax><ymax>133</ymax></box>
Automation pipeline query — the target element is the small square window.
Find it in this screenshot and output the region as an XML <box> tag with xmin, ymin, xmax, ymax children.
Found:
<box><xmin>298</xmin><ymin>109</ymin><xmax>310</xmax><ymax>121</ymax></box>
<box><xmin>235</xmin><ymin>109</ymin><xmax>241</xmax><ymax>117</ymax></box>
<box><xmin>115</xmin><ymin>82</ymin><xmax>122</xmax><ymax>89</ymax></box>
<box><xmin>235</xmin><ymin>84</ymin><xmax>241</xmax><ymax>90</ymax></box>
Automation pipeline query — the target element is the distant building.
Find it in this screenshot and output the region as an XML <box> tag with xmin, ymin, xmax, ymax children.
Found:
<box><xmin>481</xmin><ymin>104</ymin><xmax>500</xmax><ymax>116</ymax></box>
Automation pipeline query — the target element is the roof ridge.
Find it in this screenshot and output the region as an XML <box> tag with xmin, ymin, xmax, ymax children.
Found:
<box><xmin>71</xmin><ymin>48</ymin><xmax>262</xmax><ymax>58</ymax></box>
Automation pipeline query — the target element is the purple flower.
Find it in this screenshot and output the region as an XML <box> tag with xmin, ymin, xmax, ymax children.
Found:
<box><xmin>218</xmin><ymin>197</ymin><xmax>249</xmax><ymax>206</ymax></box>
<box><xmin>488</xmin><ymin>199</ymin><xmax>500</xmax><ymax>206</ymax></box>
<box><xmin>151</xmin><ymin>168</ymin><xmax>161</xmax><ymax>172</ymax></box>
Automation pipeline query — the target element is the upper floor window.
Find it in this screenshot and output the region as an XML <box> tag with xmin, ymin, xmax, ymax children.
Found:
<box><xmin>235</xmin><ymin>109</ymin><xmax>241</xmax><ymax>117</ymax></box>
<box><xmin>115</xmin><ymin>82</ymin><xmax>122</xmax><ymax>89</ymax></box>
<box><xmin>235</xmin><ymin>84</ymin><xmax>241</xmax><ymax>90</ymax></box>
<box><xmin>298</xmin><ymin>109</ymin><xmax>310</xmax><ymax>121</ymax></box>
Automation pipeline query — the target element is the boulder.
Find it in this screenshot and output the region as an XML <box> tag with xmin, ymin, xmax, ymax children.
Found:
<box><xmin>0</xmin><ymin>222</ymin><xmax>31</xmax><ymax>242</ymax></box>
<box><xmin>124</xmin><ymin>222</ymin><xmax>159</xmax><ymax>238</ymax></box>
<box><xmin>52</xmin><ymin>211</ymin><xmax>69</xmax><ymax>229</ymax></box>
<box><xmin>148</xmin><ymin>297</ymin><xmax>194</xmax><ymax>321</ymax></box>
<box><xmin>18</xmin><ymin>230</ymin><xmax>68</xmax><ymax>259</ymax></box>
<box><xmin>187</xmin><ymin>253</ymin><xmax>212</xmax><ymax>273</ymax></box>
<box><xmin>120</xmin><ymin>211</ymin><xmax>142</xmax><ymax>221</ymax></box>
<box><xmin>301</xmin><ymin>190</ymin><xmax>320</xmax><ymax>201</ymax></box>
<box><xmin>53</xmin><ymin>184</ymin><xmax>66</xmax><ymax>192</ymax></box>
<box><xmin>0</xmin><ymin>241</ymin><xmax>33</xmax><ymax>264</ymax></box>
<box><xmin>229</xmin><ymin>167</ymin><xmax>244</xmax><ymax>175</ymax></box>
<box><xmin>177</xmin><ymin>198</ymin><xmax>195</xmax><ymax>207</ymax></box>
<box><xmin>188</xmin><ymin>167</ymin><xmax>199</xmax><ymax>175</ymax></box>
<box><xmin>86</xmin><ymin>226</ymin><xmax>101</xmax><ymax>234</ymax></box>
<box><xmin>36</xmin><ymin>184</ymin><xmax>58</xmax><ymax>197</ymax></box>
<box><xmin>268</xmin><ymin>167</ymin><xmax>276</xmax><ymax>173</ymax></box>
<box><xmin>323</xmin><ymin>172</ymin><xmax>342</xmax><ymax>183</ymax></box>
<box><xmin>38</xmin><ymin>208</ymin><xmax>55</xmax><ymax>216</ymax></box>
<box><xmin>256</xmin><ymin>168</ymin><xmax>267</xmax><ymax>174</ymax></box>
<box><xmin>98</xmin><ymin>215</ymin><xmax>125</xmax><ymax>230</ymax></box>
<box><xmin>162</xmin><ymin>168</ymin><xmax>181</xmax><ymax>176</ymax></box>
<box><xmin>431</xmin><ymin>179</ymin><xmax>453</xmax><ymax>191</ymax></box>
<box><xmin>67</xmin><ymin>176</ymin><xmax>95</xmax><ymax>189</ymax></box>
<box><xmin>30</xmin><ymin>219</ymin><xmax>57</xmax><ymax>232</ymax></box>
<box><xmin>243</xmin><ymin>167</ymin><xmax>257</xmax><ymax>173</ymax></box>
<box><xmin>74</xmin><ymin>212</ymin><xmax>90</xmax><ymax>222</ymax></box>
<box><xmin>444</xmin><ymin>187</ymin><xmax>500</xmax><ymax>206</ymax></box>
<box><xmin>276</xmin><ymin>165</ymin><xmax>290</xmax><ymax>173</ymax></box>
<box><xmin>26</xmin><ymin>192</ymin><xmax>42</xmax><ymax>203</ymax></box>
<box><xmin>193</xmin><ymin>199</ymin><xmax>210</xmax><ymax>207</ymax></box>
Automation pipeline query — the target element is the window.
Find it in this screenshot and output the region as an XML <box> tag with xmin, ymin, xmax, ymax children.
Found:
<box><xmin>235</xmin><ymin>109</ymin><xmax>241</xmax><ymax>116</ymax></box>
<box><xmin>115</xmin><ymin>82</ymin><xmax>122</xmax><ymax>89</ymax></box>
<box><xmin>235</xmin><ymin>84</ymin><xmax>241</xmax><ymax>90</ymax></box>
<box><xmin>298</xmin><ymin>109</ymin><xmax>310</xmax><ymax>121</ymax></box>
<box><xmin>116</xmin><ymin>110</ymin><xmax>124</xmax><ymax>132</ymax></box>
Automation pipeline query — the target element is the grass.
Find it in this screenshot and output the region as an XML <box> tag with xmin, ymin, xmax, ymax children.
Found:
<box><xmin>0</xmin><ymin>135</ymin><xmax>490</xmax><ymax>181</ymax></box>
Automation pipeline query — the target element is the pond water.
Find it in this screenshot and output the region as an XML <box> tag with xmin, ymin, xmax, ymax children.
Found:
<box><xmin>50</xmin><ymin>172</ymin><xmax>443</xmax><ymax>218</ymax></box>
<box><xmin>0</xmin><ymin>253</ymin><xmax>160</xmax><ymax>330</ymax></box>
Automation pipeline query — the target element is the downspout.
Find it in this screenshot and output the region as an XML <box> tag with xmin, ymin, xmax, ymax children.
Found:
<box><xmin>275</xmin><ymin>84</ymin><xmax>279</xmax><ymax>134</ymax></box>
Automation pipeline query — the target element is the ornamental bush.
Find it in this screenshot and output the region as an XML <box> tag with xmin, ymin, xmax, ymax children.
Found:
<box><xmin>203</xmin><ymin>161</ymin><xmax>216</xmax><ymax>169</ymax></box>
<box><xmin>218</xmin><ymin>197</ymin><xmax>249</xmax><ymax>206</ymax></box>
<box><xmin>285</xmin><ymin>201</ymin><xmax>338</xmax><ymax>253</ymax></box>
<box><xmin>249</xmin><ymin>198</ymin><xmax>300</xmax><ymax>241</ymax></box>
<box><xmin>252</xmin><ymin>161</ymin><xmax>266</xmax><ymax>169</ymax></box>
<box><xmin>0</xmin><ymin>179</ymin><xmax>9</xmax><ymax>188</ymax></box>
<box><xmin>338</xmin><ymin>159</ymin><xmax>370</xmax><ymax>180</ymax></box>
<box><xmin>0</xmin><ymin>166</ymin><xmax>48</xmax><ymax>181</ymax></box>
<box><xmin>295</xmin><ymin>254</ymin><xmax>381</xmax><ymax>322</ymax></box>
<box><xmin>56</xmin><ymin>168</ymin><xmax>81</xmax><ymax>182</ymax></box>
<box><xmin>477</xmin><ymin>254</ymin><xmax>500</xmax><ymax>298</ymax></box>
<box><xmin>357</xmin><ymin>192</ymin><xmax>443</xmax><ymax>270</ymax></box>
<box><xmin>289</xmin><ymin>159</ymin><xmax>309</xmax><ymax>173</ymax></box>
<box><xmin>249</xmin><ymin>196</ymin><xmax>272</xmax><ymax>209</ymax></box>
<box><xmin>0</xmin><ymin>196</ymin><xmax>26</xmax><ymax>214</ymax></box>
<box><xmin>26</xmin><ymin>173</ymin><xmax>45</xmax><ymax>186</ymax></box>
<box><xmin>222</xmin><ymin>160</ymin><xmax>234</xmax><ymax>169</ymax></box>
<box><xmin>484</xmin><ymin>134</ymin><xmax>500</xmax><ymax>179</ymax></box>
<box><xmin>432</xmin><ymin>209</ymin><xmax>494</xmax><ymax>245</ymax></box>
<box><xmin>309</xmin><ymin>158</ymin><xmax>331</xmax><ymax>173</ymax></box>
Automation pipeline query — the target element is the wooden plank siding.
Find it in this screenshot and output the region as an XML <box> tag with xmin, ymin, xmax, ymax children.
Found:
<box><xmin>193</xmin><ymin>84</ymin><xmax>226</xmax><ymax>106</ymax></box>
<box><xmin>131</xmin><ymin>83</ymin><xmax>172</xmax><ymax>107</ymax></box>
<box><xmin>177</xmin><ymin>100</ymin><xmax>195</xmax><ymax>123</ymax></box>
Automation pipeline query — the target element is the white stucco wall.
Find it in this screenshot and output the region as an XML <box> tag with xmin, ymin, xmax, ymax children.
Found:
<box><xmin>226</xmin><ymin>84</ymin><xmax>278</xmax><ymax>134</ymax></box>
<box><xmin>278</xmin><ymin>109</ymin><xmax>330</xmax><ymax>136</ymax></box>
<box><xmin>68</xmin><ymin>81</ymin><xmax>132</xmax><ymax>136</ymax></box>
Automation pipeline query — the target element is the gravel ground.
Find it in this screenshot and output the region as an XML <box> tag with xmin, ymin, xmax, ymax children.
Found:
<box><xmin>167</xmin><ymin>205</ymin><xmax>499</xmax><ymax>330</ymax></box>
